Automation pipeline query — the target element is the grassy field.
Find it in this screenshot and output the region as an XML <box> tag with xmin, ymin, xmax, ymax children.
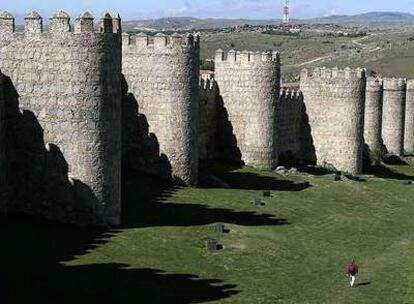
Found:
<box><xmin>2</xmin><ymin>161</ymin><xmax>414</xmax><ymax>303</ymax></box>
<box><xmin>200</xmin><ymin>28</ymin><xmax>414</xmax><ymax>80</ymax></box>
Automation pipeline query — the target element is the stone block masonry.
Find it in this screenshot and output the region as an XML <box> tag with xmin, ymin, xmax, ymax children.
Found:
<box><xmin>122</xmin><ymin>33</ymin><xmax>200</xmax><ymax>185</ymax></box>
<box><xmin>214</xmin><ymin>50</ymin><xmax>280</xmax><ymax>169</ymax></box>
<box><xmin>0</xmin><ymin>11</ymin><xmax>122</xmax><ymax>225</ymax></box>
<box><xmin>364</xmin><ymin>77</ymin><xmax>384</xmax><ymax>153</ymax></box>
<box><xmin>300</xmin><ymin>67</ymin><xmax>366</xmax><ymax>174</ymax></box>
<box><xmin>278</xmin><ymin>88</ymin><xmax>304</xmax><ymax>159</ymax></box>
<box><xmin>382</xmin><ymin>78</ymin><xmax>406</xmax><ymax>156</ymax></box>
<box><xmin>404</xmin><ymin>80</ymin><xmax>414</xmax><ymax>155</ymax></box>
<box><xmin>199</xmin><ymin>74</ymin><xmax>219</xmax><ymax>160</ymax></box>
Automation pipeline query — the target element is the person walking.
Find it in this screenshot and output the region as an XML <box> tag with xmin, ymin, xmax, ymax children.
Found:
<box><xmin>344</xmin><ymin>259</ymin><xmax>359</xmax><ymax>287</ymax></box>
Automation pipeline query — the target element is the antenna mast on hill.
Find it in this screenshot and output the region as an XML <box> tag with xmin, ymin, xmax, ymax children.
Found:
<box><xmin>283</xmin><ymin>0</ymin><xmax>290</xmax><ymax>24</ymax></box>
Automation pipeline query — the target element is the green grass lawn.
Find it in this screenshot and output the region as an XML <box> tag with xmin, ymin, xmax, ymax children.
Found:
<box><xmin>1</xmin><ymin>162</ymin><xmax>414</xmax><ymax>303</ymax></box>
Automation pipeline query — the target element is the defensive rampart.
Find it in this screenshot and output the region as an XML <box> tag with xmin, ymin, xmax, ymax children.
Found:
<box><xmin>122</xmin><ymin>33</ymin><xmax>200</xmax><ymax>185</ymax></box>
<box><xmin>300</xmin><ymin>67</ymin><xmax>366</xmax><ymax>174</ymax></box>
<box><xmin>214</xmin><ymin>49</ymin><xmax>280</xmax><ymax>169</ymax></box>
<box><xmin>0</xmin><ymin>11</ymin><xmax>122</xmax><ymax>225</ymax></box>
<box><xmin>364</xmin><ymin>77</ymin><xmax>384</xmax><ymax>153</ymax></box>
<box><xmin>405</xmin><ymin>80</ymin><xmax>414</xmax><ymax>155</ymax></box>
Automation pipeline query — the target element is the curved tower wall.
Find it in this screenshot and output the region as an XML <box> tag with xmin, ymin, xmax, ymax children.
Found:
<box><xmin>0</xmin><ymin>12</ymin><xmax>122</xmax><ymax>225</ymax></box>
<box><xmin>0</xmin><ymin>71</ymin><xmax>5</xmax><ymax>214</ymax></box>
<box><xmin>122</xmin><ymin>33</ymin><xmax>200</xmax><ymax>185</ymax></box>
<box><xmin>382</xmin><ymin>78</ymin><xmax>406</xmax><ymax>156</ymax></box>
<box><xmin>404</xmin><ymin>80</ymin><xmax>414</xmax><ymax>155</ymax></box>
<box><xmin>364</xmin><ymin>77</ymin><xmax>384</xmax><ymax>153</ymax></box>
<box><xmin>214</xmin><ymin>50</ymin><xmax>280</xmax><ymax>169</ymax></box>
<box><xmin>300</xmin><ymin>67</ymin><xmax>366</xmax><ymax>174</ymax></box>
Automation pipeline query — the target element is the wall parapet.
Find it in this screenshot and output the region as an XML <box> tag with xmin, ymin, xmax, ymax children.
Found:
<box><xmin>122</xmin><ymin>32</ymin><xmax>200</xmax><ymax>50</ymax></box>
<box><xmin>383</xmin><ymin>77</ymin><xmax>407</xmax><ymax>91</ymax></box>
<box><xmin>215</xmin><ymin>49</ymin><xmax>280</xmax><ymax>64</ymax></box>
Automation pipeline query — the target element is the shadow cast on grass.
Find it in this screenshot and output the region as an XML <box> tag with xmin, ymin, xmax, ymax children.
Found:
<box><xmin>0</xmin><ymin>215</ymin><xmax>238</xmax><ymax>304</ymax></box>
<box><xmin>356</xmin><ymin>281</ymin><xmax>372</xmax><ymax>287</ymax></box>
<box><xmin>199</xmin><ymin>162</ymin><xmax>311</xmax><ymax>191</ymax></box>
<box><xmin>122</xmin><ymin>170</ymin><xmax>291</xmax><ymax>228</ymax></box>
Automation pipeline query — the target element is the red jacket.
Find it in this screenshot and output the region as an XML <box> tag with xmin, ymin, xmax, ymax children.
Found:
<box><xmin>344</xmin><ymin>261</ymin><xmax>359</xmax><ymax>275</ymax></box>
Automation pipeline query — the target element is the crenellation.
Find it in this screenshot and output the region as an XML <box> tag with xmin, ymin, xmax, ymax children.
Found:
<box><xmin>99</xmin><ymin>13</ymin><xmax>113</xmax><ymax>33</ymax></box>
<box><xmin>74</xmin><ymin>12</ymin><xmax>94</xmax><ymax>33</ymax></box>
<box><xmin>0</xmin><ymin>11</ymin><xmax>15</xmax><ymax>34</ymax></box>
<box><xmin>24</xmin><ymin>11</ymin><xmax>43</xmax><ymax>34</ymax></box>
<box><xmin>49</xmin><ymin>11</ymin><xmax>71</xmax><ymax>33</ymax></box>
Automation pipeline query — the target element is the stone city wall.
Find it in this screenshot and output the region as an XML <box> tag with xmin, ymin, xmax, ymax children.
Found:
<box><xmin>199</xmin><ymin>74</ymin><xmax>219</xmax><ymax>160</ymax></box>
<box><xmin>214</xmin><ymin>49</ymin><xmax>280</xmax><ymax>169</ymax></box>
<box><xmin>0</xmin><ymin>11</ymin><xmax>122</xmax><ymax>225</ymax></box>
<box><xmin>364</xmin><ymin>77</ymin><xmax>384</xmax><ymax>153</ymax></box>
<box><xmin>404</xmin><ymin>80</ymin><xmax>414</xmax><ymax>155</ymax></box>
<box><xmin>277</xmin><ymin>88</ymin><xmax>304</xmax><ymax>159</ymax></box>
<box><xmin>122</xmin><ymin>33</ymin><xmax>200</xmax><ymax>185</ymax></box>
<box><xmin>300</xmin><ymin>67</ymin><xmax>366</xmax><ymax>174</ymax></box>
<box><xmin>382</xmin><ymin>78</ymin><xmax>406</xmax><ymax>156</ymax></box>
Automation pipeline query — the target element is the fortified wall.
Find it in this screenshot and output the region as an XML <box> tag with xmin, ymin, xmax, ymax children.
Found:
<box><xmin>300</xmin><ymin>67</ymin><xmax>366</xmax><ymax>174</ymax></box>
<box><xmin>122</xmin><ymin>33</ymin><xmax>200</xmax><ymax>185</ymax></box>
<box><xmin>199</xmin><ymin>74</ymin><xmax>219</xmax><ymax>160</ymax></box>
<box><xmin>277</xmin><ymin>88</ymin><xmax>305</xmax><ymax>159</ymax></box>
<box><xmin>364</xmin><ymin>77</ymin><xmax>384</xmax><ymax>153</ymax></box>
<box><xmin>215</xmin><ymin>49</ymin><xmax>280</xmax><ymax>169</ymax></box>
<box><xmin>0</xmin><ymin>11</ymin><xmax>122</xmax><ymax>225</ymax></box>
<box><xmin>405</xmin><ymin>80</ymin><xmax>414</xmax><ymax>155</ymax></box>
<box><xmin>382</xmin><ymin>78</ymin><xmax>406</xmax><ymax>156</ymax></box>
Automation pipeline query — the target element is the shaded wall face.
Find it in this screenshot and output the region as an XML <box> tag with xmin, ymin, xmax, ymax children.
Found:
<box><xmin>277</xmin><ymin>92</ymin><xmax>305</xmax><ymax>160</ymax></box>
<box><xmin>382</xmin><ymin>81</ymin><xmax>406</xmax><ymax>157</ymax></box>
<box><xmin>300</xmin><ymin>71</ymin><xmax>366</xmax><ymax>174</ymax></box>
<box><xmin>198</xmin><ymin>81</ymin><xmax>219</xmax><ymax>161</ymax></box>
<box><xmin>0</xmin><ymin>74</ymin><xmax>5</xmax><ymax>213</ymax></box>
<box><xmin>0</xmin><ymin>33</ymin><xmax>122</xmax><ymax>225</ymax></box>
<box><xmin>122</xmin><ymin>37</ymin><xmax>199</xmax><ymax>185</ymax></box>
<box><xmin>404</xmin><ymin>85</ymin><xmax>414</xmax><ymax>155</ymax></box>
<box><xmin>364</xmin><ymin>80</ymin><xmax>383</xmax><ymax>153</ymax></box>
<box><xmin>215</xmin><ymin>56</ymin><xmax>280</xmax><ymax>170</ymax></box>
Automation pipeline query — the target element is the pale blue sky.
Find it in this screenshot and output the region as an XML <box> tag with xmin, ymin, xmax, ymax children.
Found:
<box><xmin>2</xmin><ymin>0</ymin><xmax>414</xmax><ymax>20</ymax></box>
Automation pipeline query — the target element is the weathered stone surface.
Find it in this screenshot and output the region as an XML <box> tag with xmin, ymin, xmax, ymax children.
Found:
<box><xmin>405</xmin><ymin>80</ymin><xmax>414</xmax><ymax>155</ymax></box>
<box><xmin>215</xmin><ymin>50</ymin><xmax>280</xmax><ymax>169</ymax></box>
<box><xmin>382</xmin><ymin>78</ymin><xmax>406</xmax><ymax>156</ymax></box>
<box><xmin>122</xmin><ymin>33</ymin><xmax>200</xmax><ymax>185</ymax></box>
<box><xmin>364</xmin><ymin>77</ymin><xmax>383</xmax><ymax>153</ymax></box>
<box><xmin>0</xmin><ymin>12</ymin><xmax>122</xmax><ymax>225</ymax></box>
<box><xmin>300</xmin><ymin>67</ymin><xmax>366</xmax><ymax>174</ymax></box>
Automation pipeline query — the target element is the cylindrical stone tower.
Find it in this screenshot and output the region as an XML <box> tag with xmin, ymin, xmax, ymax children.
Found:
<box><xmin>214</xmin><ymin>50</ymin><xmax>280</xmax><ymax>169</ymax></box>
<box><xmin>0</xmin><ymin>12</ymin><xmax>122</xmax><ymax>225</ymax></box>
<box><xmin>382</xmin><ymin>78</ymin><xmax>406</xmax><ymax>156</ymax></box>
<box><xmin>122</xmin><ymin>33</ymin><xmax>200</xmax><ymax>185</ymax></box>
<box><xmin>300</xmin><ymin>67</ymin><xmax>366</xmax><ymax>174</ymax></box>
<box><xmin>364</xmin><ymin>77</ymin><xmax>383</xmax><ymax>153</ymax></box>
<box><xmin>404</xmin><ymin>80</ymin><xmax>414</xmax><ymax>155</ymax></box>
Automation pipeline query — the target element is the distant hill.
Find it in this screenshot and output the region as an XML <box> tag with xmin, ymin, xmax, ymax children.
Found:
<box><xmin>123</xmin><ymin>12</ymin><xmax>414</xmax><ymax>32</ymax></box>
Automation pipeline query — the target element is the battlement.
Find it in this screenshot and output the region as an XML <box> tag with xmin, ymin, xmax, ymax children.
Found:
<box><xmin>406</xmin><ymin>79</ymin><xmax>414</xmax><ymax>91</ymax></box>
<box><xmin>301</xmin><ymin>67</ymin><xmax>366</xmax><ymax>81</ymax></box>
<box><xmin>199</xmin><ymin>76</ymin><xmax>217</xmax><ymax>91</ymax></box>
<box><xmin>279</xmin><ymin>88</ymin><xmax>302</xmax><ymax>102</ymax></box>
<box><xmin>122</xmin><ymin>32</ymin><xmax>200</xmax><ymax>50</ymax></box>
<box><xmin>366</xmin><ymin>77</ymin><xmax>383</xmax><ymax>91</ymax></box>
<box><xmin>215</xmin><ymin>49</ymin><xmax>280</xmax><ymax>64</ymax></box>
<box><xmin>0</xmin><ymin>11</ymin><xmax>120</xmax><ymax>35</ymax></box>
<box><xmin>383</xmin><ymin>78</ymin><xmax>406</xmax><ymax>91</ymax></box>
